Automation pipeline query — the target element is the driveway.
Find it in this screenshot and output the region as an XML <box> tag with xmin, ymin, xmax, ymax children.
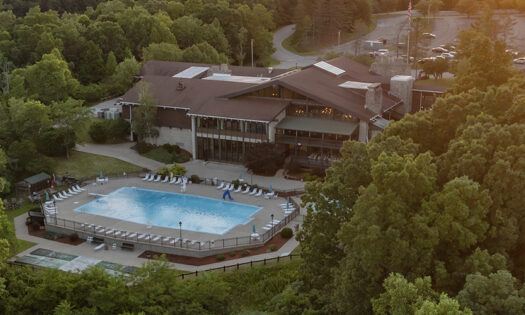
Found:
<box><xmin>272</xmin><ymin>24</ymin><xmax>318</xmax><ymax>69</ymax></box>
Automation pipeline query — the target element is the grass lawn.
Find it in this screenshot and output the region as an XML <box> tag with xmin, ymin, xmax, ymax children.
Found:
<box><xmin>5</xmin><ymin>202</ymin><xmax>38</xmax><ymax>257</ymax></box>
<box><xmin>415</xmin><ymin>78</ymin><xmax>454</xmax><ymax>87</ymax></box>
<box><xmin>55</xmin><ymin>151</ymin><xmax>143</xmax><ymax>179</ymax></box>
<box><xmin>291</xmin><ymin>243</ymin><xmax>302</xmax><ymax>255</ymax></box>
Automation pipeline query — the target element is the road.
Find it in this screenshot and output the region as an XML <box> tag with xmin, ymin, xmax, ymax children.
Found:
<box><xmin>272</xmin><ymin>10</ymin><xmax>525</xmax><ymax>69</ymax></box>
<box><xmin>271</xmin><ymin>25</ymin><xmax>318</xmax><ymax>69</ymax></box>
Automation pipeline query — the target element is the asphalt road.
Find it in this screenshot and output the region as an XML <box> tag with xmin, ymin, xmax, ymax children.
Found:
<box><xmin>272</xmin><ymin>10</ymin><xmax>525</xmax><ymax>69</ymax></box>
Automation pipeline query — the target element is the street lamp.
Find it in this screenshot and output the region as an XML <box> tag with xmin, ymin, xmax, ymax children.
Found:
<box><xmin>179</xmin><ymin>221</ymin><xmax>182</xmax><ymax>245</ymax></box>
<box><xmin>271</xmin><ymin>214</ymin><xmax>274</xmax><ymax>236</ymax></box>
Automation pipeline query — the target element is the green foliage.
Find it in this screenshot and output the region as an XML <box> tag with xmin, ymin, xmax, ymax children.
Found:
<box><xmin>280</xmin><ymin>228</ymin><xmax>293</xmax><ymax>239</ymax></box>
<box><xmin>216</xmin><ymin>254</ymin><xmax>225</xmax><ymax>261</ymax></box>
<box><xmin>132</xmin><ymin>83</ymin><xmax>158</xmax><ymax>142</ymax></box>
<box><xmin>88</xmin><ymin>121</ymin><xmax>107</xmax><ymax>143</ymax></box>
<box><xmin>190</xmin><ymin>174</ymin><xmax>200</xmax><ymax>183</ymax></box>
<box><xmin>88</xmin><ymin>119</ymin><xmax>130</xmax><ymax>144</ymax></box>
<box><xmin>143</xmin><ymin>42</ymin><xmax>182</xmax><ymax>61</ymax></box>
<box><xmin>36</xmin><ymin>127</ymin><xmax>76</xmax><ymax>157</ymax></box>
<box><xmin>244</xmin><ymin>143</ymin><xmax>285</xmax><ymax>176</ymax></box>
<box><xmin>156</xmin><ymin>163</ymin><xmax>186</xmax><ymax>176</ymax></box>
<box><xmin>268</xmin><ymin>244</ymin><xmax>277</xmax><ymax>252</ymax></box>
<box><xmin>145</xmin><ymin>147</ymin><xmax>173</xmax><ymax>164</ymax></box>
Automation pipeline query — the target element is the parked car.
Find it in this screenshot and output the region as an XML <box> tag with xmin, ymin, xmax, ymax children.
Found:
<box><xmin>507</xmin><ymin>49</ymin><xmax>519</xmax><ymax>57</ymax></box>
<box><xmin>514</xmin><ymin>57</ymin><xmax>525</xmax><ymax>64</ymax></box>
<box><xmin>441</xmin><ymin>53</ymin><xmax>455</xmax><ymax>59</ymax></box>
<box><xmin>441</xmin><ymin>44</ymin><xmax>456</xmax><ymax>51</ymax></box>
<box><xmin>422</xmin><ymin>33</ymin><xmax>436</xmax><ymax>39</ymax></box>
<box><xmin>400</xmin><ymin>55</ymin><xmax>415</xmax><ymax>62</ymax></box>
<box><xmin>432</xmin><ymin>47</ymin><xmax>449</xmax><ymax>53</ymax></box>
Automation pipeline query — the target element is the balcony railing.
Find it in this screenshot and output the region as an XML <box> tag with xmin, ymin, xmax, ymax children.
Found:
<box><xmin>197</xmin><ymin>127</ymin><xmax>267</xmax><ymax>141</ymax></box>
<box><xmin>275</xmin><ymin>134</ymin><xmax>343</xmax><ymax>150</ymax></box>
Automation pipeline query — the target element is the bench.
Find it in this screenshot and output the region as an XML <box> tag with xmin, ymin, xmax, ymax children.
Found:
<box><xmin>121</xmin><ymin>243</ymin><xmax>134</xmax><ymax>251</ymax></box>
<box><xmin>93</xmin><ymin>243</ymin><xmax>105</xmax><ymax>251</ymax></box>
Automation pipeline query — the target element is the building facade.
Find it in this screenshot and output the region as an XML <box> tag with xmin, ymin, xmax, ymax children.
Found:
<box><xmin>120</xmin><ymin>58</ymin><xmax>444</xmax><ymax>166</ymax></box>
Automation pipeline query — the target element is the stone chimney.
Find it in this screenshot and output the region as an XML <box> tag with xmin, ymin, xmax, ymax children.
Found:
<box><xmin>365</xmin><ymin>83</ymin><xmax>383</xmax><ymax>114</ymax></box>
<box><xmin>390</xmin><ymin>75</ymin><xmax>414</xmax><ymax>113</ymax></box>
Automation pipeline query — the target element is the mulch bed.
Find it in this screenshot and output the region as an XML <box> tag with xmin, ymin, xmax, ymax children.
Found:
<box><xmin>139</xmin><ymin>234</ymin><xmax>291</xmax><ymax>266</ymax></box>
<box><xmin>27</xmin><ymin>225</ymin><xmax>85</xmax><ymax>246</ymax></box>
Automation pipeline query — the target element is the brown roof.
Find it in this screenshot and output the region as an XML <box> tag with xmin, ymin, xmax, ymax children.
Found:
<box><xmin>312</xmin><ymin>56</ymin><xmax>391</xmax><ymax>85</ymax></box>
<box><xmin>412</xmin><ymin>83</ymin><xmax>448</xmax><ymax>93</ymax></box>
<box><xmin>121</xmin><ymin>76</ymin><xmax>255</xmax><ymax>110</ymax></box>
<box><xmin>141</xmin><ymin>60</ymin><xmax>288</xmax><ymax>78</ymax></box>
<box><xmin>188</xmin><ymin>97</ymin><xmax>288</xmax><ymax>122</ymax></box>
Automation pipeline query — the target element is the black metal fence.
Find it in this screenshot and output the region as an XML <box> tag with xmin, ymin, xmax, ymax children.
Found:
<box><xmin>177</xmin><ymin>254</ymin><xmax>301</xmax><ymax>279</ymax></box>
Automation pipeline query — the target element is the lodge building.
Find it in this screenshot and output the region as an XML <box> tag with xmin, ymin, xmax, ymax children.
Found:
<box><xmin>120</xmin><ymin>57</ymin><xmax>444</xmax><ymax>167</ymax></box>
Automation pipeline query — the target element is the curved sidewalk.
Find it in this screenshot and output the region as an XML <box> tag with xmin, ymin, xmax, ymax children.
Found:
<box><xmin>76</xmin><ymin>143</ymin><xmax>165</xmax><ymax>170</ymax></box>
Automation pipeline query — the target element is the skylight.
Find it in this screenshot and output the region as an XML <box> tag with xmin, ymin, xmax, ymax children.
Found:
<box><xmin>313</xmin><ymin>61</ymin><xmax>345</xmax><ymax>76</ymax></box>
<box><xmin>173</xmin><ymin>66</ymin><xmax>210</xmax><ymax>78</ymax></box>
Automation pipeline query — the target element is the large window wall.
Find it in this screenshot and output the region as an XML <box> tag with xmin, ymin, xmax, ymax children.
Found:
<box><xmin>197</xmin><ymin>138</ymin><xmax>260</xmax><ymax>162</ymax></box>
<box><xmin>286</xmin><ymin>103</ymin><xmax>357</xmax><ymax>122</ymax></box>
<box><xmin>196</xmin><ymin>117</ymin><xmax>267</xmax><ymax>139</ymax></box>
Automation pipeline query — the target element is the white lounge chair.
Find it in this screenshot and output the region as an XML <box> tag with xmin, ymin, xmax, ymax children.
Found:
<box><xmin>58</xmin><ymin>192</ymin><xmax>68</xmax><ymax>199</ymax></box>
<box><xmin>262</xmin><ymin>226</ymin><xmax>271</xmax><ymax>230</ymax></box>
<box><xmin>249</xmin><ymin>188</ymin><xmax>258</xmax><ymax>195</ymax></box>
<box><xmin>73</xmin><ymin>186</ymin><xmax>82</xmax><ymax>193</ymax></box>
<box><xmin>153</xmin><ymin>175</ymin><xmax>161</xmax><ymax>182</ymax></box>
<box><xmin>162</xmin><ymin>237</ymin><xmax>170</xmax><ymax>243</ymax></box>
<box><xmin>271</xmin><ymin>220</ymin><xmax>280</xmax><ymax>224</ymax></box>
<box><xmin>114</xmin><ymin>231</ymin><xmax>122</xmax><ymax>237</ymax></box>
<box><xmin>62</xmin><ymin>190</ymin><xmax>73</xmax><ymax>197</ymax></box>
<box><xmin>216</xmin><ymin>182</ymin><xmax>224</xmax><ymax>189</ymax></box>
<box><xmin>142</xmin><ymin>173</ymin><xmax>151</xmax><ymax>181</ymax></box>
<box><xmin>241</xmin><ymin>186</ymin><xmax>251</xmax><ymax>194</ymax></box>
<box><xmin>127</xmin><ymin>233</ymin><xmax>137</xmax><ymax>239</ymax></box>
<box><xmin>169</xmin><ymin>177</ymin><xmax>177</xmax><ymax>184</ymax></box>
<box><xmin>137</xmin><ymin>234</ymin><xmax>146</xmax><ymax>240</ymax></box>
<box><xmin>255</xmin><ymin>189</ymin><xmax>263</xmax><ymax>197</ymax></box>
<box><xmin>190</xmin><ymin>240</ymin><xmax>197</xmax><ymax>246</ymax></box>
<box><xmin>74</xmin><ymin>184</ymin><xmax>86</xmax><ymax>191</ymax></box>
<box><xmin>161</xmin><ymin>176</ymin><xmax>169</xmax><ymax>183</ymax></box>
<box><xmin>264</xmin><ymin>192</ymin><xmax>275</xmax><ymax>199</ymax></box>
<box><xmin>175</xmin><ymin>177</ymin><xmax>182</xmax><ymax>184</ymax></box>
<box><xmin>147</xmin><ymin>175</ymin><xmax>155</xmax><ymax>181</ymax></box>
<box><xmin>53</xmin><ymin>194</ymin><xmax>62</xmax><ymax>201</ymax></box>
<box><xmin>94</xmin><ymin>243</ymin><xmax>105</xmax><ymax>251</ymax></box>
<box><xmin>105</xmin><ymin>229</ymin><xmax>114</xmax><ymax>235</ymax></box>
<box><xmin>234</xmin><ymin>185</ymin><xmax>242</xmax><ymax>193</ymax></box>
<box><xmin>68</xmin><ymin>188</ymin><xmax>78</xmax><ymax>195</ymax></box>
<box><xmin>222</xmin><ymin>183</ymin><xmax>231</xmax><ymax>191</ymax></box>
<box><xmin>152</xmin><ymin>235</ymin><xmax>161</xmax><ymax>242</ymax></box>
<box><xmin>87</xmin><ymin>236</ymin><xmax>93</xmax><ymax>243</ymax></box>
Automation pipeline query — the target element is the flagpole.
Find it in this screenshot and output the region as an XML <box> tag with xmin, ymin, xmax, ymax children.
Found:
<box><xmin>407</xmin><ymin>1</ymin><xmax>412</xmax><ymax>65</ymax></box>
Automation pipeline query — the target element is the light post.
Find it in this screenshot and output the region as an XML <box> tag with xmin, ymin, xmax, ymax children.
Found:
<box><xmin>179</xmin><ymin>221</ymin><xmax>182</xmax><ymax>245</ymax></box>
<box><xmin>271</xmin><ymin>214</ymin><xmax>274</xmax><ymax>236</ymax></box>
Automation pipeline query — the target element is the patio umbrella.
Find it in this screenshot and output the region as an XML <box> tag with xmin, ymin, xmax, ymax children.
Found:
<box><xmin>45</xmin><ymin>192</ymin><xmax>49</xmax><ymax>201</ymax></box>
<box><xmin>269</xmin><ymin>185</ymin><xmax>272</xmax><ymax>193</ymax></box>
<box><xmin>252</xmin><ymin>224</ymin><xmax>256</xmax><ymax>233</ymax></box>
<box><xmin>99</xmin><ymin>171</ymin><xmax>103</xmax><ymax>179</ymax></box>
<box><xmin>239</xmin><ymin>171</ymin><xmax>243</xmax><ymax>180</ymax></box>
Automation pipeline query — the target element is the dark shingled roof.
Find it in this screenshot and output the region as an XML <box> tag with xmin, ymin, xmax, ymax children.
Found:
<box><xmin>188</xmin><ymin>97</ymin><xmax>289</xmax><ymax>122</ymax></box>
<box><xmin>141</xmin><ymin>60</ymin><xmax>288</xmax><ymax>78</ymax></box>
<box><xmin>121</xmin><ymin>76</ymin><xmax>256</xmax><ymax>110</ymax></box>
<box><xmin>311</xmin><ymin>56</ymin><xmax>391</xmax><ymax>85</ymax></box>
<box><xmin>19</xmin><ymin>172</ymin><xmax>50</xmax><ymax>185</ymax></box>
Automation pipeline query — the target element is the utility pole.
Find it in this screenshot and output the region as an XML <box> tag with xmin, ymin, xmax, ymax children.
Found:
<box><xmin>250</xmin><ymin>39</ymin><xmax>254</xmax><ymax>68</ymax></box>
<box><xmin>338</xmin><ymin>30</ymin><xmax>341</xmax><ymax>51</ymax></box>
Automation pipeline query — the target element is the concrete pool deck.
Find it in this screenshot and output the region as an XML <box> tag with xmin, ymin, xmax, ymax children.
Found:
<box><xmin>52</xmin><ymin>177</ymin><xmax>293</xmax><ymax>243</ymax></box>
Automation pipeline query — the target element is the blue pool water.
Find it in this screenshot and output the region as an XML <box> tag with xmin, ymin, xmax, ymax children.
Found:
<box><xmin>74</xmin><ymin>187</ymin><xmax>261</xmax><ymax>234</ymax></box>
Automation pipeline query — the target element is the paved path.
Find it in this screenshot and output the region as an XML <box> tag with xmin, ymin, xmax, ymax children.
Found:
<box><xmin>75</xmin><ymin>142</ymin><xmax>304</xmax><ymax>191</ymax></box>
<box><xmin>272</xmin><ymin>25</ymin><xmax>319</xmax><ymax>69</ymax></box>
<box><xmin>76</xmin><ymin>142</ymin><xmax>164</xmax><ymax>170</ymax></box>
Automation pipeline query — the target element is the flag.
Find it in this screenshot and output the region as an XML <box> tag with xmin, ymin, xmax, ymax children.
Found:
<box><xmin>408</xmin><ymin>1</ymin><xmax>412</xmax><ymax>23</ymax></box>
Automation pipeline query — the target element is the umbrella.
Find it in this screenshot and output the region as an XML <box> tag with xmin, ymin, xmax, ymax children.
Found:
<box><xmin>269</xmin><ymin>185</ymin><xmax>272</xmax><ymax>193</ymax></box>
<box><xmin>239</xmin><ymin>171</ymin><xmax>243</xmax><ymax>180</ymax></box>
<box><xmin>286</xmin><ymin>202</ymin><xmax>290</xmax><ymax>210</ymax></box>
<box><xmin>252</xmin><ymin>224</ymin><xmax>256</xmax><ymax>233</ymax></box>
<box><xmin>45</xmin><ymin>192</ymin><xmax>49</xmax><ymax>201</ymax></box>
<box><xmin>99</xmin><ymin>171</ymin><xmax>103</xmax><ymax>179</ymax></box>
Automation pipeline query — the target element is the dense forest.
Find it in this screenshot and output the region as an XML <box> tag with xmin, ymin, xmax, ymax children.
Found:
<box><xmin>1</xmin><ymin>1</ymin><xmax>525</xmax><ymax>314</ymax></box>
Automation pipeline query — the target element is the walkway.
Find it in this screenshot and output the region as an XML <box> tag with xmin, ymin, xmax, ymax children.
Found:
<box><xmin>75</xmin><ymin>142</ymin><xmax>304</xmax><ymax>191</ymax></box>
<box><xmin>272</xmin><ymin>25</ymin><xmax>319</xmax><ymax>69</ymax></box>
<box><xmin>11</xmin><ymin>209</ymin><xmax>303</xmax><ymax>272</ymax></box>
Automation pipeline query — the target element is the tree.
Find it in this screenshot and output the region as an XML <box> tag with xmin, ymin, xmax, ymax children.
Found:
<box><xmin>416</xmin><ymin>294</ymin><xmax>473</xmax><ymax>314</ymax></box>
<box><xmin>76</xmin><ymin>40</ymin><xmax>105</xmax><ymax>83</ymax></box>
<box><xmin>49</xmin><ymin>98</ymin><xmax>90</xmax><ymax>158</ymax></box>
<box><xmin>132</xmin><ymin>83</ymin><xmax>158</xmax><ymax>142</ymax></box>
<box><xmin>243</xmin><ymin>143</ymin><xmax>285</xmax><ymax>176</ymax></box>
<box><xmin>11</xmin><ymin>49</ymin><xmax>79</xmax><ymax>104</ymax></box>
<box><xmin>182</xmin><ymin>42</ymin><xmax>228</xmax><ymax>64</ymax></box>
<box><xmin>415</xmin><ymin>0</ymin><xmax>444</xmax><ymax>19</ymax></box>
<box><xmin>457</xmin><ymin>270</ymin><xmax>525</xmax><ymax>314</ymax></box>
<box><xmin>107</xmin><ymin>56</ymin><xmax>140</xmax><ymax>95</ymax></box>
<box><xmin>455</xmin><ymin>0</ymin><xmax>479</xmax><ymax>18</ymax></box>
<box><xmin>105</xmin><ymin>51</ymin><xmax>117</xmax><ymax>76</ymax></box>
<box><xmin>143</xmin><ymin>43</ymin><xmax>182</xmax><ymax>62</ymax></box>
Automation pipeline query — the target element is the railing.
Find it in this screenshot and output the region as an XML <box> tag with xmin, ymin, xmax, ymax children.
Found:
<box><xmin>291</xmin><ymin>155</ymin><xmax>332</xmax><ymax>168</ymax></box>
<box><xmin>275</xmin><ymin>134</ymin><xmax>344</xmax><ymax>150</ymax></box>
<box><xmin>196</xmin><ymin>127</ymin><xmax>267</xmax><ymax>141</ymax></box>
<box><xmin>45</xmin><ymin>197</ymin><xmax>301</xmax><ymax>253</ymax></box>
<box><xmin>192</xmin><ymin>176</ymin><xmax>304</xmax><ymax>197</ymax></box>
<box><xmin>177</xmin><ymin>254</ymin><xmax>301</xmax><ymax>279</ymax></box>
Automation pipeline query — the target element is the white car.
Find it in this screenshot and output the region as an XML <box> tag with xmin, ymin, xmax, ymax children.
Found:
<box><xmin>423</xmin><ymin>33</ymin><xmax>436</xmax><ymax>39</ymax></box>
<box><xmin>513</xmin><ymin>57</ymin><xmax>525</xmax><ymax>64</ymax></box>
<box><xmin>432</xmin><ymin>47</ymin><xmax>448</xmax><ymax>53</ymax></box>
<box><xmin>441</xmin><ymin>53</ymin><xmax>455</xmax><ymax>59</ymax></box>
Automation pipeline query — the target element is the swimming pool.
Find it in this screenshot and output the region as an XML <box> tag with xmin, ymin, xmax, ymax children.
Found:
<box><xmin>74</xmin><ymin>187</ymin><xmax>261</xmax><ymax>234</ymax></box>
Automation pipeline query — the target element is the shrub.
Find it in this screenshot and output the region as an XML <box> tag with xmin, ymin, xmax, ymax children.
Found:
<box><xmin>88</xmin><ymin>121</ymin><xmax>108</xmax><ymax>143</ymax></box>
<box><xmin>190</xmin><ymin>174</ymin><xmax>200</xmax><ymax>183</ymax></box>
<box><xmin>229</xmin><ymin>251</ymin><xmax>236</xmax><ymax>257</ymax></box>
<box><xmin>156</xmin><ymin>166</ymin><xmax>170</xmax><ymax>176</ymax></box>
<box><xmin>169</xmin><ymin>163</ymin><xmax>186</xmax><ymax>176</ymax></box>
<box><xmin>280</xmin><ymin>227</ymin><xmax>293</xmax><ymax>239</ymax></box>
<box><xmin>135</xmin><ymin>142</ymin><xmax>154</xmax><ymax>154</ymax></box>
<box><xmin>174</xmin><ymin>151</ymin><xmax>190</xmax><ymax>163</ymax></box>
<box><xmin>231</xmin><ymin>179</ymin><xmax>240</xmax><ymax>188</ymax></box>
<box><xmin>241</xmin><ymin>250</ymin><xmax>250</xmax><ymax>257</ymax></box>
<box><xmin>106</xmin><ymin>119</ymin><xmax>130</xmax><ymax>141</ymax></box>
<box><xmin>216</xmin><ymin>254</ymin><xmax>225</xmax><ymax>261</ymax></box>
<box><xmin>268</xmin><ymin>244</ymin><xmax>277</xmax><ymax>252</ymax></box>
<box><xmin>31</xmin><ymin>222</ymin><xmax>41</xmax><ymax>231</ymax></box>
<box><xmin>144</xmin><ymin>147</ymin><xmax>174</xmax><ymax>164</ymax></box>
<box><xmin>69</xmin><ymin>233</ymin><xmax>79</xmax><ymax>242</ymax></box>
<box><xmin>37</xmin><ymin>127</ymin><xmax>76</xmax><ymax>157</ymax></box>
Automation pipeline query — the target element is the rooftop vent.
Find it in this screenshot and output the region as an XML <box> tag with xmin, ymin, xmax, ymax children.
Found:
<box><xmin>176</xmin><ymin>80</ymin><xmax>185</xmax><ymax>91</ymax></box>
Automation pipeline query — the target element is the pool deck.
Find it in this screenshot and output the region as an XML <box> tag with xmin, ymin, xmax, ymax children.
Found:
<box><xmin>53</xmin><ymin>177</ymin><xmax>291</xmax><ymax>242</ymax></box>
<box><xmin>10</xmin><ymin>176</ymin><xmax>304</xmax><ymax>271</ymax></box>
